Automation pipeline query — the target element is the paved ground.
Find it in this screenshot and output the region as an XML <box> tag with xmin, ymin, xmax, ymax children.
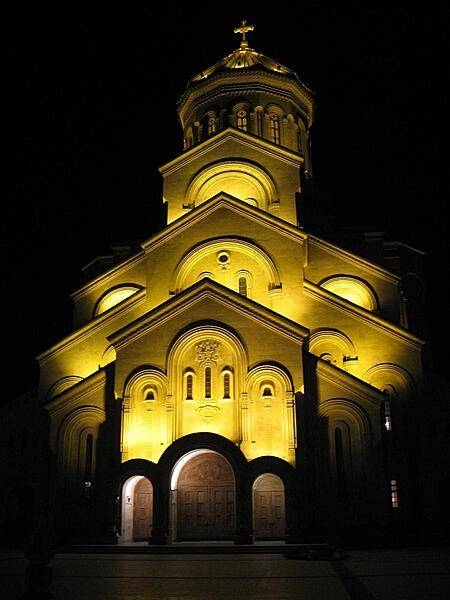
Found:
<box><xmin>1</xmin><ymin>545</ymin><xmax>450</xmax><ymax>599</ymax></box>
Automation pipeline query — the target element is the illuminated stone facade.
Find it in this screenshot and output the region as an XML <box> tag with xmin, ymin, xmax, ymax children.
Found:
<box><xmin>4</xmin><ymin>26</ymin><xmax>446</xmax><ymax>547</ymax></box>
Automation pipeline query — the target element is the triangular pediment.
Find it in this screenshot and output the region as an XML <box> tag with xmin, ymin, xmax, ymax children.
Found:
<box><xmin>108</xmin><ymin>277</ymin><xmax>309</xmax><ymax>351</ymax></box>
<box><xmin>159</xmin><ymin>127</ymin><xmax>303</xmax><ymax>177</ymax></box>
<box><xmin>315</xmin><ymin>355</ymin><xmax>387</xmax><ymax>406</ymax></box>
<box><xmin>141</xmin><ymin>191</ymin><xmax>307</xmax><ymax>252</ymax></box>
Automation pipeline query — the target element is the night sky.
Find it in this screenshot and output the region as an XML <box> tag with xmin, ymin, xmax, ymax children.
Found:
<box><xmin>2</xmin><ymin>5</ymin><xmax>448</xmax><ymax>401</ymax></box>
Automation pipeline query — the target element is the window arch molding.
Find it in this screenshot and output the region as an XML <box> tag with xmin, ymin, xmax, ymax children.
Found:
<box><xmin>231</xmin><ymin>100</ymin><xmax>251</xmax><ymax>131</ymax></box>
<box><xmin>45</xmin><ymin>376</ymin><xmax>84</xmax><ymax>400</ymax></box>
<box><xmin>319</xmin><ymin>397</ymin><xmax>372</xmax><ymax>483</ymax></box>
<box><xmin>265</xmin><ymin>103</ymin><xmax>284</xmax><ymax>145</ymax></box>
<box><xmin>56</xmin><ymin>405</ymin><xmax>105</xmax><ymax>492</ymax></box>
<box><xmin>184</xmin><ymin>125</ymin><xmax>194</xmax><ymax>149</ymax></box>
<box><xmin>100</xmin><ymin>345</ymin><xmax>117</xmax><ymax>367</ymax></box>
<box><xmin>319</xmin><ymin>398</ymin><xmax>372</xmax><ymax>437</ymax></box>
<box><xmin>183</xmin><ymin>368</ymin><xmax>196</xmax><ymax>401</ymax></box>
<box><xmin>319</xmin><ymin>275</ymin><xmax>379</xmax><ymax>312</ymax></box>
<box><xmin>167</xmin><ymin>324</ymin><xmax>247</xmax><ymax>398</ymax></box>
<box><xmin>363</xmin><ymin>363</ymin><xmax>416</xmax><ymax>402</ymax></box>
<box><xmin>308</xmin><ymin>328</ymin><xmax>357</xmax><ymax>369</ymax></box>
<box><xmin>221</xmin><ymin>366</ymin><xmax>233</xmax><ymax>400</ymax></box>
<box><xmin>200</xmin><ymin>108</ymin><xmax>218</xmax><ymax>139</ymax></box>
<box><xmin>245</xmin><ymin>363</ymin><xmax>294</xmax><ymax>397</ymax></box>
<box><xmin>94</xmin><ymin>284</ymin><xmax>143</xmax><ymax>317</ymax></box>
<box><xmin>170</xmin><ymin>237</ymin><xmax>281</xmax><ymax>294</ymax></box>
<box><xmin>123</xmin><ymin>366</ymin><xmax>168</xmax><ymax>404</ymax></box>
<box><xmin>185</xmin><ymin>159</ymin><xmax>278</xmax><ymax>209</ymax></box>
<box><xmin>234</xmin><ymin>270</ymin><xmax>253</xmax><ymax>297</ymax></box>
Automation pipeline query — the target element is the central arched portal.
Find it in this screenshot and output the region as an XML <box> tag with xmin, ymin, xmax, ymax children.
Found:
<box><xmin>171</xmin><ymin>450</ymin><xmax>236</xmax><ymax>541</ymax></box>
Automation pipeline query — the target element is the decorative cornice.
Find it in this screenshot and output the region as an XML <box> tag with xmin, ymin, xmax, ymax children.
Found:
<box><xmin>178</xmin><ymin>68</ymin><xmax>313</xmax><ymax>120</ymax></box>
<box><xmin>159</xmin><ymin>127</ymin><xmax>303</xmax><ymax>175</ymax></box>
<box><xmin>108</xmin><ymin>278</ymin><xmax>309</xmax><ymax>351</ymax></box>
<box><xmin>179</xmin><ymin>83</ymin><xmax>312</xmax><ymax>128</ymax></box>
<box><xmin>308</xmin><ymin>235</ymin><xmax>401</xmax><ymax>284</ymax></box>
<box><xmin>316</xmin><ymin>358</ymin><xmax>386</xmax><ymax>405</ymax></box>
<box><xmin>141</xmin><ymin>193</ymin><xmax>307</xmax><ymax>252</ymax></box>
<box><xmin>37</xmin><ymin>289</ymin><xmax>146</xmax><ymax>363</ymax></box>
<box><xmin>71</xmin><ymin>249</ymin><xmax>146</xmax><ymax>301</ymax></box>
<box><xmin>303</xmin><ymin>279</ymin><xmax>424</xmax><ymax>348</ymax></box>
<box><xmin>44</xmin><ymin>369</ymin><xmax>107</xmax><ymax>411</ymax></box>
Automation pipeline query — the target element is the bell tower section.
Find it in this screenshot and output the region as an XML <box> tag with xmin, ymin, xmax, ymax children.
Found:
<box><xmin>159</xmin><ymin>21</ymin><xmax>314</xmax><ymax>227</ymax></box>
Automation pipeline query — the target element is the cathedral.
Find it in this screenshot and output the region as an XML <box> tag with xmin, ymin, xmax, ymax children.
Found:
<box><xmin>2</xmin><ymin>22</ymin><xmax>448</xmax><ymax>549</ymax></box>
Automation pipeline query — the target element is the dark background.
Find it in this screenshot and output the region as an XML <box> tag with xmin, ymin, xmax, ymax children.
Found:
<box><xmin>2</xmin><ymin>4</ymin><xmax>448</xmax><ymax>400</ymax></box>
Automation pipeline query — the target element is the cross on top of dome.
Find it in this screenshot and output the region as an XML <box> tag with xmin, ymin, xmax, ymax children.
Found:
<box><xmin>233</xmin><ymin>19</ymin><xmax>255</xmax><ymax>49</ymax></box>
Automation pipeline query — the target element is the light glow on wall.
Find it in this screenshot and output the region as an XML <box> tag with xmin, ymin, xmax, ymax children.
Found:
<box><xmin>95</xmin><ymin>286</ymin><xmax>140</xmax><ymax>316</ymax></box>
<box><xmin>321</xmin><ymin>276</ymin><xmax>377</xmax><ymax>311</ymax></box>
<box><xmin>185</xmin><ymin>161</ymin><xmax>277</xmax><ymax>209</ymax></box>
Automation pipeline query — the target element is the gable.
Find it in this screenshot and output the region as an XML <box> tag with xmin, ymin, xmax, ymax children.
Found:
<box><xmin>109</xmin><ymin>279</ymin><xmax>308</xmax><ymax>394</ymax></box>
<box><xmin>159</xmin><ymin>129</ymin><xmax>303</xmax><ymax>225</ymax></box>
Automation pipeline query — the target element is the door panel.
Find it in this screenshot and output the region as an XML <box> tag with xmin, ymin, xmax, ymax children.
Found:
<box><xmin>253</xmin><ymin>474</ymin><xmax>285</xmax><ymax>540</ymax></box>
<box><xmin>177</xmin><ymin>453</ymin><xmax>235</xmax><ymax>540</ymax></box>
<box><xmin>133</xmin><ymin>478</ymin><xmax>153</xmax><ymax>541</ymax></box>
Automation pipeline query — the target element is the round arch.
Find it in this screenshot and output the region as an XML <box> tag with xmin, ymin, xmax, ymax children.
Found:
<box><xmin>45</xmin><ymin>375</ymin><xmax>84</xmax><ymax>400</ymax></box>
<box><xmin>56</xmin><ymin>405</ymin><xmax>105</xmax><ymax>450</ymax></box>
<box><xmin>185</xmin><ymin>160</ymin><xmax>278</xmax><ymax>209</ymax></box>
<box><xmin>94</xmin><ymin>284</ymin><xmax>142</xmax><ymax>317</ymax></box>
<box><xmin>158</xmin><ymin>432</ymin><xmax>248</xmax><ymax>481</ymax></box>
<box><xmin>100</xmin><ymin>345</ymin><xmax>116</xmax><ymax>367</ymax></box>
<box><xmin>123</xmin><ymin>366</ymin><xmax>168</xmax><ymax>401</ymax></box>
<box><xmin>157</xmin><ymin>433</ymin><xmax>249</xmax><ymax>543</ymax></box>
<box><xmin>319</xmin><ymin>275</ymin><xmax>379</xmax><ymax>311</ymax></box>
<box><xmin>115</xmin><ymin>459</ymin><xmax>160</xmax><ymax>544</ymax></box>
<box><xmin>245</xmin><ymin>362</ymin><xmax>294</xmax><ymax>394</ymax></box>
<box><xmin>170</xmin><ymin>449</ymin><xmax>236</xmax><ymax>541</ymax></box>
<box><xmin>170</xmin><ymin>237</ymin><xmax>281</xmax><ymax>294</ymax></box>
<box><xmin>363</xmin><ymin>363</ymin><xmax>416</xmax><ymax>401</ymax></box>
<box><xmin>319</xmin><ymin>398</ymin><xmax>372</xmax><ymax>439</ymax></box>
<box><xmin>247</xmin><ymin>456</ymin><xmax>297</xmax><ymax>542</ymax></box>
<box><xmin>167</xmin><ymin>323</ymin><xmax>248</xmax><ymax>443</ymax></box>
<box><xmin>319</xmin><ymin>398</ymin><xmax>372</xmax><ymax>488</ymax></box>
<box><xmin>308</xmin><ymin>329</ymin><xmax>357</xmax><ymax>369</ymax></box>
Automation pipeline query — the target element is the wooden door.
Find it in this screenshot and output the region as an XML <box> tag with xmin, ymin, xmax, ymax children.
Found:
<box><xmin>177</xmin><ymin>453</ymin><xmax>235</xmax><ymax>540</ymax></box>
<box><xmin>253</xmin><ymin>474</ymin><xmax>285</xmax><ymax>540</ymax></box>
<box><xmin>133</xmin><ymin>478</ymin><xmax>153</xmax><ymax>541</ymax></box>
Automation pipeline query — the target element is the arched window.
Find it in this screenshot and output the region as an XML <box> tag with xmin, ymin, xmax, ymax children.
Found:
<box><xmin>256</xmin><ymin>109</ymin><xmax>263</xmax><ymax>136</ymax></box>
<box><xmin>335</xmin><ymin>428</ymin><xmax>346</xmax><ymax>498</ymax></box>
<box><xmin>320</xmin><ymin>276</ymin><xmax>378</xmax><ymax>311</ymax></box>
<box><xmin>238</xmin><ymin>276</ymin><xmax>247</xmax><ymax>297</ymax></box>
<box><xmin>205</xmin><ymin>367</ymin><xmax>212</xmax><ymax>398</ymax></box>
<box><xmin>207</xmin><ymin>117</ymin><xmax>216</xmax><ymax>135</ymax></box>
<box><xmin>84</xmin><ymin>433</ymin><xmax>93</xmax><ymax>498</ymax></box>
<box><xmin>95</xmin><ymin>285</ymin><xmax>141</xmax><ymax>317</ymax></box>
<box><xmin>223</xmin><ymin>373</ymin><xmax>230</xmax><ymax>398</ymax></box>
<box><xmin>221</xmin><ymin>367</ymin><xmax>233</xmax><ymax>400</ymax></box>
<box><xmin>185</xmin><ymin>126</ymin><xmax>194</xmax><ymax>149</ymax></box>
<box><xmin>270</xmin><ymin>113</ymin><xmax>280</xmax><ymax>144</ymax></box>
<box><xmin>186</xmin><ymin>374</ymin><xmax>193</xmax><ymax>400</ymax></box>
<box><xmin>142</xmin><ymin>388</ymin><xmax>157</xmax><ymax>411</ymax></box>
<box><xmin>297</xmin><ymin>129</ymin><xmax>302</xmax><ymax>152</ymax></box>
<box><xmin>234</xmin><ymin>270</ymin><xmax>252</xmax><ymax>299</ymax></box>
<box><xmin>383</xmin><ymin>399</ymin><xmax>392</xmax><ymax>431</ymax></box>
<box><xmin>184</xmin><ymin>370</ymin><xmax>195</xmax><ymax>400</ymax></box>
<box><xmin>236</xmin><ymin>109</ymin><xmax>248</xmax><ymax>131</ymax></box>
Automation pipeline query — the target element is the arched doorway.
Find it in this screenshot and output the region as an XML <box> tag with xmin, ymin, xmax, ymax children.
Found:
<box><xmin>121</xmin><ymin>476</ymin><xmax>153</xmax><ymax>543</ymax></box>
<box><xmin>253</xmin><ymin>473</ymin><xmax>285</xmax><ymax>540</ymax></box>
<box><xmin>171</xmin><ymin>450</ymin><xmax>235</xmax><ymax>541</ymax></box>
